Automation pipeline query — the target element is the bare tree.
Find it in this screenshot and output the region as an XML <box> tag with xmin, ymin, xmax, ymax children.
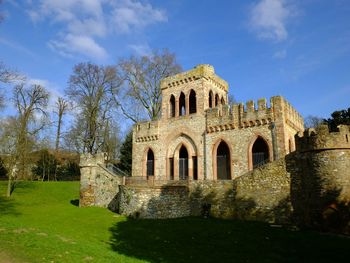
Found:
<box><xmin>115</xmin><ymin>49</ymin><xmax>182</xmax><ymax>122</ymax></box>
<box><xmin>54</xmin><ymin>97</ymin><xmax>70</xmax><ymax>151</ymax></box>
<box><xmin>65</xmin><ymin>62</ymin><xmax>121</xmax><ymax>155</ymax></box>
<box><xmin>304</xmin><ymin>115</ymin><xmax>325</xmax><ymax>129</ymax></box>
<box><xmin>0</xmin><ymin>63</ymin><xmax>25</xmax><ymax>109</ymax></box>
<box><xmin>6</xmin><ymin>84</ymin><xmax>49</xmax><ymax>196</ymax></box>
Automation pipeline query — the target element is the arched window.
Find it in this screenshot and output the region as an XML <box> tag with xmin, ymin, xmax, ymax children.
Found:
<box><xmin>169</xmin><ymin>95</ymin><xmax>175</xmax><ymax>117</ymax></box>
<box><xmin>221</xmin><ymin>97</ymin><xmax>225</xmax><ymax>105</ymax></box>
<box><xmin>209</xmin><ymin>90</ymin><xmax>213</xmax><ymax>108</ymax></box>
<box><xmin>146</xmin><ymin>149</ymin><xmax>154</xmax><ymax>176</ymax></box>
<box><xmin>179</xmin><ymin>92</ymin><xmax>186</xmax><ymax>116</ymax></box>
<box><xmin>179</xmin><ymin>145</ymin><xmax>188</xmax><ymax>180</ymax></box>
<box><xmin>189</xmin><ymin>89</ymin><xmax>196</xmax><ymax>114</ymax></box>
<box><xmin>216</xmin><ymin>141</ymin><xmax>231</xmax><ymax>180</ymax></box>
<box><xmin>215</xmin><ymin>94</ymin><xmax>219</xmax><ymax>107</ymax></box>
<box><xmin>252</xmin><ymin>137</ymin><xmax>269</xmax><ymax>168</ymax></box>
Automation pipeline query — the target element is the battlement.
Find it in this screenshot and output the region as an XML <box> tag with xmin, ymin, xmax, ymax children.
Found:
<box><xmin>133</xmin><ymin>120</ymin><xmax>160</xmax><ymax>142</ymax></box>
<box><xmin>206</xmin><ymin>98</ymin><xmax>275</xmax><ymax>133</ymax></box>
<box><xmin>295</xmin><ymin>125</ymin><xmax>350</xmax><ymax>152</ymax></box>
<box><xmin>284</xmin><ymin>100</ymin><xmax>304</xmax><ymax>131</ymax></box>
<box><xmin>160</xmin><ymin>64</ymin><xmax>228</xmax><ymax>92</ymax></box>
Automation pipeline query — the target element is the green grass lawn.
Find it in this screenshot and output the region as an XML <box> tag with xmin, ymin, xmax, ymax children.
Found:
<box><xmin>1</xmin><ymin>181</ymin><xmax>350</xmax><ymax>263</ymax></box>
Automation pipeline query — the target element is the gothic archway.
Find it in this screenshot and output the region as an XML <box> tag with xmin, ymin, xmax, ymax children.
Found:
<box><xmin>251</xmin><ymin>137</ymin><xmax>269</xmax><ymax>168</ymax></box>
<box><xmin>215</xmin><ymin>141</ymin><xmax>231</xmax><ymax>180</ymax></box>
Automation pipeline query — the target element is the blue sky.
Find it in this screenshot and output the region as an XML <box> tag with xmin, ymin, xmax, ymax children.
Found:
<box><xmin>0</xmin><ymin>0</ymin><xmax>349</xmax><ymax>122</ymax></box>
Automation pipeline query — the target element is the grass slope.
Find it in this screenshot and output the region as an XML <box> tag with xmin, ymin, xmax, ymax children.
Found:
<box><xmin>0</xmin><ymin>181</ymin><xmax>350</xmax><ymax>263</ymax></box>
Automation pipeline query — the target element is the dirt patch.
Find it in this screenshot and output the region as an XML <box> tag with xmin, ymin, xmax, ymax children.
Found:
<box><xmin>0</xmin><ymin>252</ymin><xmax>26</xmax><ymax>263</ymax></box>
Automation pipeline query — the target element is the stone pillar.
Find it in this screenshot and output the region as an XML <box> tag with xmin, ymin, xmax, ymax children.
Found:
<box><xmin>188</xmin><ymin>157</ymin><xmax>193</xmax><ymax>180</ymax></box>
<box><xmin>175</xmin><ymin>99</ymin><xmax>179</xmax><ymax>117</ymax></box>
<box><xmin>185</xmin><ymin>95</ymin><xmax>189</xmax><ymax>116</ymax></box>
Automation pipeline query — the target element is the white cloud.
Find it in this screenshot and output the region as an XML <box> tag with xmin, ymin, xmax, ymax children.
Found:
<box><xmin>250</xmin><ymin>0</ymin><xmax>293</xmax><ymax>42</ymax></box>
<box><xmin>128</xmin><ymin>44</ymin><xmax>152</xmax><ymax>56</ymax></box>
<box><xmin>111</xmin><ymin>0</ymin><xmax>167</xmax><ymax>33</ymax></box>
<box><xmin>273</xmin><ymin>49</ymin><xmax>287</xmax><ymax>59</ymax></box>
<box><xmin>27</xmin><ymin>0</ymin><xmax>167</xmax><ymax>60</ymax></box>
<box><xmin>48</xmin><ymin>34</ymin><xmax>108</xmax><ymax>61</ymax></box>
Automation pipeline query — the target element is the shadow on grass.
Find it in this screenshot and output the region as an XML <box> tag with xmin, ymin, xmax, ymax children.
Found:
<box><xmin>0</xmin><ymin>195</ymin><xmax>20</xmax><ymax>216</ymax></box>
<box><xmin>109</xmin><ymin>217</ymin><xmax>350</xmax><ymax>263</ymax></box>
<box><xmin>70</xmin><ymin>199</ymin><xmax>79</xmax><ymax>206</ymax></box>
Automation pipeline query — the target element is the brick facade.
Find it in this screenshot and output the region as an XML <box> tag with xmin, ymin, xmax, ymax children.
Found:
<box><xmin>132</xmin><ymin>64</ymin><xmax>304</xmax><ymax>180</ymax></box>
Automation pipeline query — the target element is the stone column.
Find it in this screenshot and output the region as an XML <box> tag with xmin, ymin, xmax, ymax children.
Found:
<box><xmin>175</xmin><ymin>99</ymin><xmax>179</xmax><ymax>117</ymax></box>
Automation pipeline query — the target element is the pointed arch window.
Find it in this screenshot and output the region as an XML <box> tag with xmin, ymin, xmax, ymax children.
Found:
<box><xmin>169</xmin><ymin>95</ymin><xmax>175</xmax><ymax>117</ymax></box>
<box><xmin>215</xmin><ymin>94</ymin><xmax>219</xmax><ymax>107</ymax></box>
<box><xmin>209</xmin><ymin>90</ymin><xmax>213</xmax><ymax>108</ymax></box>
<box><xmin>179</xmin><ymin>92</ymin><xmax>186</xmax><ymax>116</ymax></box>
<box><xmin>221</xmin><ymin>97</ymin><xmax>225</xmax><ymax>105</ymax></box>
<box><xmin>189</xmin><ymin>89</ymin><xmax>196</xmax><ymax>114</ymax></box>
<box><xmin>146</xmin><ymin>149</ymin><xmax>154</xmax><ymax>176</ymax></box>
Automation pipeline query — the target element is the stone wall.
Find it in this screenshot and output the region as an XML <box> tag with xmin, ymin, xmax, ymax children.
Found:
<box><xmin>118</xmin><ymin>158</ymin><xmax>290</xmax><ymax>223</ymax></box>
<box><xmin>80</xmin><ymin>153</ymin><xmax>123</xmax><ymax>208</ymax></box>
<box><xmin>118</xmin><ymin>185</ymin><xmax>190</xmax><ymax>219</ymax></box>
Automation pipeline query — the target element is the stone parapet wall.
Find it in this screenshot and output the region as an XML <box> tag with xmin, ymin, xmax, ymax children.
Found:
<box><xmin>80</xmin><ymin>153</ymin><xmax>122</xmax><ymax>208</ymax></box>
<box><xmin>118</xmin><ymin>185</ymin><xmax>190</xmax><ymax>219</ymax></box>
<box><xmin>118</xmin><ymin>158</ymin><xmax>291</xmax><ymax>223</ymax></box>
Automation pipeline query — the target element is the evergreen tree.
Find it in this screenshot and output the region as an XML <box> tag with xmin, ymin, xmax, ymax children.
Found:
<box><xmin>117</xmin><ymin>131</ymin><xmax>132</xmax><ymax>174</ymax></box>
<box><xmin>324</xmin><ymin>107</ymin><xmax>350</xmax><ymax>131</ymax></box>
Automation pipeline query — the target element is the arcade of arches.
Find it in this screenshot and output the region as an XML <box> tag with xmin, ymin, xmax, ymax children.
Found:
<box><xmin>144</xmin><ymin>135</ymin><xmax>272</xmax><ymax>180</ymax></box>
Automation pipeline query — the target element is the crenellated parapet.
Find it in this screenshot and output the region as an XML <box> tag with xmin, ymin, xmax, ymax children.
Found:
<box><xmin>206</xmin><ymin>105</ymin><xmax>235</xmax><ymax>133</ymax></box>
<box><xmin>134</xmin><ymin>120</ymin><xmax>160</xmax><ymax>143</ymax></box>
<box><xmin>295</xmin><ymin>125</ymin><xmax>350</xmax><ymax>152</ymax></box>
<box><xmin>206</xmin><ymin>98</ymin><xmax>275</xmax><ymax>133</ymax></box>
<box><xmin>161</xmin><ymin>64</ymin><xmax>228</xmax><ymax>92</ymax></box>
<box><xmin>239</xmin><ymin>98</ymin><xmax>274</xmax><ymax>128</ymax></box>
<box><xmin>284</xmin><ymin>100</ymin><xmax>304</xmax><ymax>131</ymax></box>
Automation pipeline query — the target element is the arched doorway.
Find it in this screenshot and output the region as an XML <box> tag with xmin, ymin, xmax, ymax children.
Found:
<box><xmin>189</xmin><ymin>89</ymin><xmax>196</xmax><ymax>114</ymax></box>
<box><xmin>169</xmin><ymin>95</ymin><xmax>175</xmax><ymax>117</ymax></box>
<box><xmin>252</xmin><ymin>137</ymin><xmax>269</xmax><ymax>168</ymax></box>
<box><xmin>146</xmin><ymin>149</ymin><xmax>154</xmax><ymax>176</ymax></box>
<box><xmin>216</xmin><ymin>141</ymin><xmax>231</xmax><ymax>180</ymax></box>
<box><xmin>179</xmin><ymin>145</ymin><xmax>188</xmax><ymax>180</ymax></box>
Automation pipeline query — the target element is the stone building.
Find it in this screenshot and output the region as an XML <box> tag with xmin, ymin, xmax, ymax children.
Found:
<box><xmin>132</xmin><ymin>64</ymin><xmax>304</xmax><ymax>181</ymax></box>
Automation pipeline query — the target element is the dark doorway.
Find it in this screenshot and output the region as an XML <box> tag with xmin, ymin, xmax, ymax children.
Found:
<box><xmin>146</xmin><ymin>149</ymin><xmax>154</xmax><ymax>176</ymax></box>
<box><xmin>252</xmin><ymin>138</ymin><xmax>269</xmax><ymax>168</ymax></box>
<box><xmin>217</xmin><ymin>142</ymin><xmax>231</xmax><ymax>180</ymax></box>
<box><xmin>179</xmin><ymin>146</ymin><xmax>188</xmax><ymax>180</ymax></box>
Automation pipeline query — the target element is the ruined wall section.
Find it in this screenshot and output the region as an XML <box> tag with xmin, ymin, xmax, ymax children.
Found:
<box><xmin>290</xmin><ymin>125</ymin><xmax>350</xmax><ymax>231</ymax></box>
<box><xmin>80</xmin><ymin>153</ymin><xmax>122</xmax><ymax>208</ymax></box>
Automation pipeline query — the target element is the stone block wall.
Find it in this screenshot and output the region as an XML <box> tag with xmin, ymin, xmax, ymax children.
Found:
<box><xmin>118</xmin><ymin>158</ymin><xmax>291</xmax><ymax>223</ymax></box>
<box><xmin>80</xmin><ymin>153</ymin><xmax>123</xmax><ymax>208</ymax></box>
<box><xmin>118</xmin><ymin>185</ymin><xmax>190</xmax><ymax>219</ymax></box>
